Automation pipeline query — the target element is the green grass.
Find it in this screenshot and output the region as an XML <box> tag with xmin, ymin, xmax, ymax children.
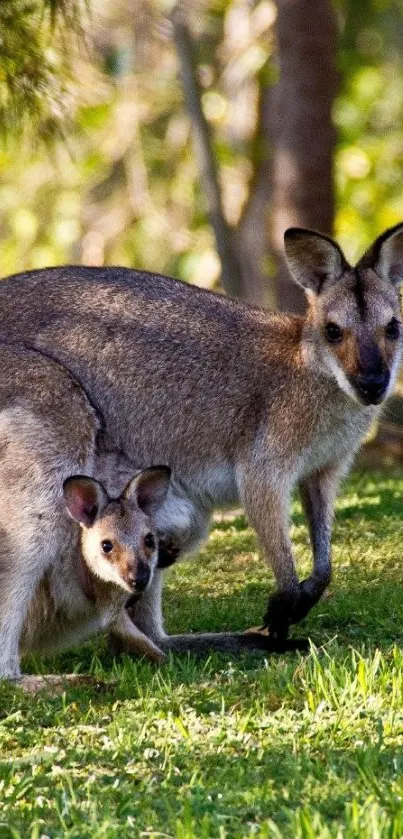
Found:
<box><xmin>1</xmin><ymin>468</ymin><xmax>403</xmax><ymax>839</ymax></box>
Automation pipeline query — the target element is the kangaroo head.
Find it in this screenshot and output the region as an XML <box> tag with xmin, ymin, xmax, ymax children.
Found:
<box><xmin>284</xmin><ymin>223</ymin><xmax>403</xmax><ymax>406</ymax></box>
<box><xmin>63</xmin><ymin>466</ymin><xmax>171</xmax><ymax>594</ymax></box>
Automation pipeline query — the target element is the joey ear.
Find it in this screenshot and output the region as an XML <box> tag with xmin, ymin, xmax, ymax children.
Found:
<box><xmin>284</xmin><ymin>228</ymin><xmax>349</xmax><ymax>294</ymax></box>
<box><xmin>123</xmin><ymin>466</ymin><xmax>171</xmax><ymax>516</ymax></box>
<box><xmin>356</xmin><ymin>222</ymin><xmax>403</xmax><ymax>286</ymax></box>
<box><xmin>63</xmin><ymin>476</ymin><xmax>109</xmax><ymax>527</ymax></box>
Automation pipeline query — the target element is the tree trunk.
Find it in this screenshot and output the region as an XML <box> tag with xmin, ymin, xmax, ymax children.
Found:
<box><xmin>239</xmin><ymin>0</ymin><xmax>338</xmax><ymax>312</ymax></box>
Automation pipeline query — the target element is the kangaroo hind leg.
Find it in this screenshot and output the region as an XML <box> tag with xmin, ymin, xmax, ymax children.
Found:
<box><xmin>0</xmin><ymin>406</ymin><xmax>89</xmax><ymax>679</ymax></box>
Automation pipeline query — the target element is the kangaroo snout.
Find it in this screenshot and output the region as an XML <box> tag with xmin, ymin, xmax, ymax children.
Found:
<box><xmin>133</xmin><ymin>560</ymin><xmax>151</xmax><ymax>592</ymax></box>
<box><xmin>353</xmin><ymin>371</ymin><xmax>390</xmax><ymax>405</ymax></box>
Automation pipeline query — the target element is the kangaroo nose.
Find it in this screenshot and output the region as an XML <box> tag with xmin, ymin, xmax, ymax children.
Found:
<box><xmin>355</xmin><ymin>372</ymin><xmax>389</xmax><ymax>405</ymax></box>
<box><xmin>135</xmin><ymin>560</ymin><xmax>151</xmax><ymax>592</ymax></box>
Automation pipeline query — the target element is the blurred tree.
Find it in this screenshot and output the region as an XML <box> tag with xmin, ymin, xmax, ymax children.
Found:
<box><xmin>0</xmin><ymin>0</ymin><xmax>402</xmax><ymax>318</ymax></box>
<box><xmin>238</xmin><ymin>0</ymin><xmax>338</xmax><ymax>310</ymax></box>
<box><xmin>335</xmin><ymin>0</ymin><xmax>403</xmax><ymax>258</ymax></box>
<box><xmin>171</xmin><ymin>4</ymin><xmax>243</xmax><ymax>298</ymax></box>
<box><xmin>0</xmin><ymin>0</ymin><xmax>338</xmax><ymax>310</ymax></box>
<box><xmin>161</xmin><ymin>0</ymin><xmax>337</xmax><ymax>310</ymax></box>
<box><xmin>0</xmin><ymin>0</ymin><xmax>84</xmax><ymax>139</ymax></box>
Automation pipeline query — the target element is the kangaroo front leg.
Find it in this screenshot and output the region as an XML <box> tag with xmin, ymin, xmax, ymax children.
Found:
<box><xmin>241</xmin><ymin>476</ymin><xmax>301</xmax><ymax>640</ymax></box>
<box><xmin>110</xmin><ymin>609</ymin><xmax>166</xmax><ymax>664</ymax></box>
<box><xmin>126</xmin><ymin>568</ymin><xmax>167</xmax><ymax>646</ymax></box>
<box><xmin>296</xmin><ymin>464</ymin><xmax>343</xmax><ymax>623</ymax></box>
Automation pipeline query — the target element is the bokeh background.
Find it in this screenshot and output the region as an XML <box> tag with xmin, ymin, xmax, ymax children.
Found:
<box><xmin>1</xmin><ymin>0</ymin><xmax>403</xmax><ymax>320</ymax></box>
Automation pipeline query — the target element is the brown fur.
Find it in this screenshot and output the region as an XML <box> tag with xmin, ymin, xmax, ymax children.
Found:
<box><xmin>0</xmin><ymin>224</ymin><xmax>402</xmax><ymax>673</ymax></box>
<box><xmin>20</xmin><ymin>470</ymin><xmax>171</xmax><ymax>667</ymax></box>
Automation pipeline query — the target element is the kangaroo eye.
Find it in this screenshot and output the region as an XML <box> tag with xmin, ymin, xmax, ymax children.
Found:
<box><xmin>325</xmin><ymin>322</ymin><xmax>343</xmax><ymax>343</ymax></box>
<box><xmin>101</xmin><ymin>540</ymin><xmax>113</xmax><ymax>554</ymax></box>
<box><xmin>144</xmin><ymin>533</ymin><xmax>156</xmax><ymax>551</ymax></box>
<box><xmin>386</xmin><ymin>318</ymin><xmax>400</xmax><ymax>340</ymax></box>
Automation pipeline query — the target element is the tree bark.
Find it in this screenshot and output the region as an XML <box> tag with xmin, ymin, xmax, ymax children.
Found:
<box><xmin>239</xmin><ymin>0</ymin><xmax>339</xmax><ymax>311</ymax></box>
<box><xmin>172</xmin><ymin>0</ymin><xmax>338</xmax><ymax>311</ymax></box>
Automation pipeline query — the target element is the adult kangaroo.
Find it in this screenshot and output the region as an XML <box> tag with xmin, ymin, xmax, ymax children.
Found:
<box><xmin>0</xmin><ymin>224</ymin><xmax>401</xmax><ymax>671</ymax></box>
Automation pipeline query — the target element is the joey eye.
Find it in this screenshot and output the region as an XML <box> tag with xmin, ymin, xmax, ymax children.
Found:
<box><xmin>144</xmin><ymin>533</ymin><xmax>156</xmax><ymax>551</ymax></box>
<box><xmin>385</xmin><ymin>318</ymin><xmax>400</xmax><ymax>340</ymax></box>
<box><xmin>325</xmin><ymin>322</ymin><xmax>343</xmax><ymax>343</ymax></box>
<box><xmin>101</xmin><ymin>540</ymin><xmax>113</xmax><ymax>554</ymax></box>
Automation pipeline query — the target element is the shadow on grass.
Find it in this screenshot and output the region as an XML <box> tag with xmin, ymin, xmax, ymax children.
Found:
<box><xmin>14</xmin><ymin>571</ymin><xmax>402</xmax><ymax>703</ymax></box>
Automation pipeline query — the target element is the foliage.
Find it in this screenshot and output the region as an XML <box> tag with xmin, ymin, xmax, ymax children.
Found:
<box><xmin>0</xmin><ymin>0</ymin><xmax>84</xmax><ymax>140</ymax></box>
<box><xmin>0</xmin><ymin>1</ymin><xmax>402</xmax><ymax>285</ymax></box>
<box><xmin>0</xmin><ymin>1</ymin><xmax>290</xmax><ymax>285</ymax></box>
<box><xmin>334</xmin><ymin>0</ymin><xmax>403</xmax><ymax>260</ymax></box>
<box><xmin>1</xmin><ymin>469</ymin><xmax>403</xmax><ymax>837</ymax></box>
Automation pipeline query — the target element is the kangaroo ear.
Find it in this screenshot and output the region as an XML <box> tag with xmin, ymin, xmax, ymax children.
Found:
<box><xmin>356</xmin><ymin>222</ymin><xmax>403</xmax><ymax>286</ymax></box>
<box><xmin>63</xmin><ymin>476</ymin><xmax>109</xmax><ymax>527</ymax></box>
<box><xmin>124</xmin><ymin>466</ymin><xmax>171</xmax><ymax>516</ymax></box>
<box><xmin>284</xmin><ymin>228</ymin><xmax>349</xmax><ymax>294</ymax></box>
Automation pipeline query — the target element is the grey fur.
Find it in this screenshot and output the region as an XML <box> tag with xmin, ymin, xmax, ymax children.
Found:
<box><xmin>22</xmin><ymin>469</ymin><xmax>169</xmax><ymax>666</ymax></box>
<box><xmin>0</xmin><ymin>223</ymin><xmax>401</xmax><ymax>673</ymax></box>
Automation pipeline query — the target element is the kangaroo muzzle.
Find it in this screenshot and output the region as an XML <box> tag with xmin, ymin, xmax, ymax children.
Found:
<box><xmin>134</xmin><ymin>560</ymin><xmax>151</xmax><ymax>592</ymax></box>
<box><xmin>353</xmin><ymin>371</ymin><xmax>390</xmax><ymax>405</ymax></box>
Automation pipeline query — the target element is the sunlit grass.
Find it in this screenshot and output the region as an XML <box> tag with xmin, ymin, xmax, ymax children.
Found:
<box><xmin>1</xmin><ymin>468</ymin><xmax>403</xmax><ymax>838</ymax></box>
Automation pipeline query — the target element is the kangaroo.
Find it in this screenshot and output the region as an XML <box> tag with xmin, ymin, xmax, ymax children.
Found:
<box><xmin>0</xmin><ymin>223</ymin><xmax>401</xmax><ymax>669</ymax></box>
<box><xmin>0</xmin><ymin>342</ymin><xmax>287</xmax><ymax>680</ymax></box>
<box><xmin>21</xmin><ymin>468</ymin><xmax>171</xmax><ymax>667</ymax></box>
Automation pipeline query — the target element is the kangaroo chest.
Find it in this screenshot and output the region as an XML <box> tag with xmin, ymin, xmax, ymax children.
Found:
<box><xmin>299</xmin><ymin>403</ymin><xmax>375</xmax><ymax>477</ymax></box>
<box><xmin>21</xmin><ymin>553</ymin><xmax>123</xmax><ymax>655</ymax></box>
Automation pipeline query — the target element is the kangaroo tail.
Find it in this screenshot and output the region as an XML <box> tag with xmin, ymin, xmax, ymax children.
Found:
<box><xmin>159</xmin><ymin>631</ymin><xmax>309</xmax><ymax>656</ymax></box>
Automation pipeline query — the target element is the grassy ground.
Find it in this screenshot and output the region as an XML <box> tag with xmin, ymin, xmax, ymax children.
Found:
<box><xmin>1</xmin><ymin>468</ymin><xmax>403</xmax><ymax>839</ymax></box>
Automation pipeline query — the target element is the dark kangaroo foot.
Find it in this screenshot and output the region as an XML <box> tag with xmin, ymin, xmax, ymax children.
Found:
<box><xmin>263</xmin><ymin>590</ymin><xmax>299</xmax><ymax>640</ymax></box>
<box><xmin>291</xmin><ymin>577</ymin><xmax>328</xmax><ymax>622</ymax></box>
<box><xmin>263</xmin><ymin>579</ymin><xmax>324</xmax><ymax>640</ymax></box>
